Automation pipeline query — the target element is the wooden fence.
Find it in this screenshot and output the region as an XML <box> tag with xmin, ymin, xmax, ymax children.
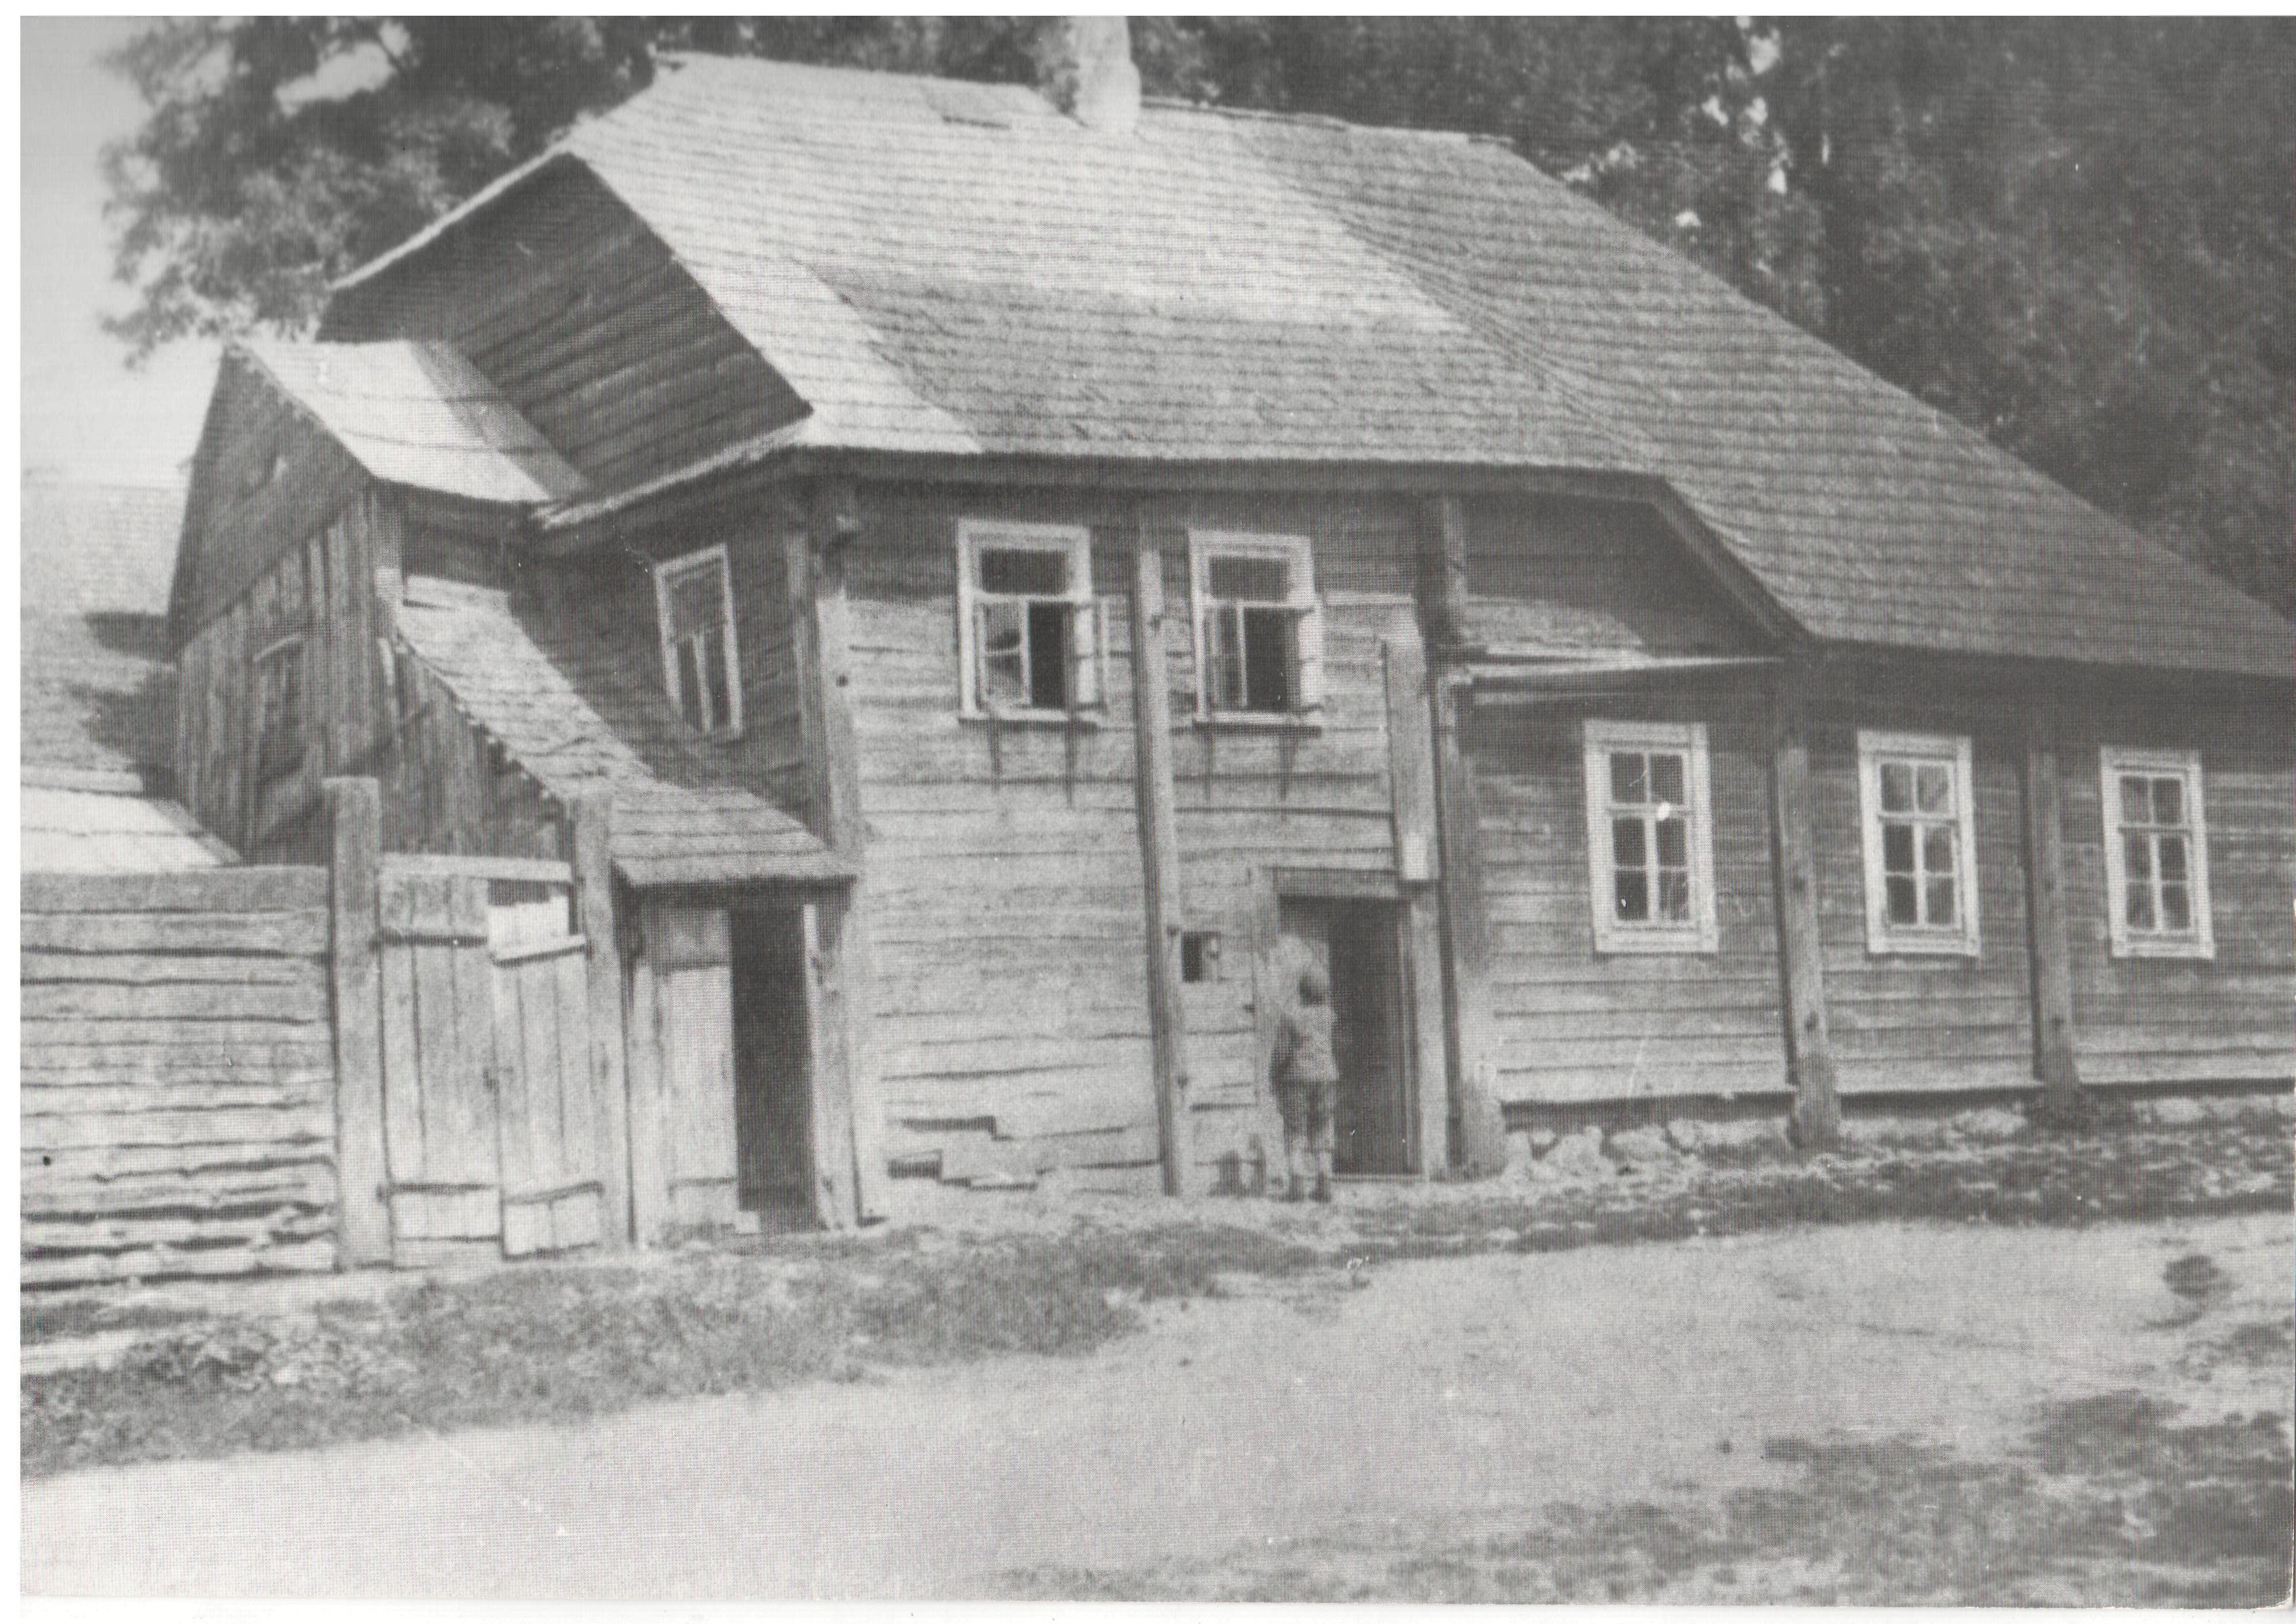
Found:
<box><xmin>22</xmin><ymin>868</ymin><xmax>340</xmax><ymax>1287</ymax></box>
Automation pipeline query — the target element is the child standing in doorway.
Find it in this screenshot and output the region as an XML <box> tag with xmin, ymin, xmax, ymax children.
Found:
<box><xmin>1271</xmin><ymin>965</ymin><xmax>1339</xmax><ymax>1203</ymax></box>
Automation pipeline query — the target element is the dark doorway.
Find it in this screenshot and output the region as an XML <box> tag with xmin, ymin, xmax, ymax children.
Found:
<box><xmin>1275</xmin><ymin>896</ymin><xmax>1412</xmax><ymax>1175</ymax></box>
<box><xmin>730</xmin><ymin>905</ymin><xmax>813</xmax><ymax>1220</ymax></box>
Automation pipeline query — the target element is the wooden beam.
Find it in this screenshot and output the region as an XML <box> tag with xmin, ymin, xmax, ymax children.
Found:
<box><xmin>1129</xmin><ymin>534</ymin><xmax>1197</xmax><ymax>1198</ymax></box>
<box><xmin>2022</xmin><ymin>707</ymin><xmax>2084</xmax><ymax>1118</ymax></box>
<box><xmin>800</xmin><ymin>896</ymin><xmax>860</xmax><ymax>1230</ymax></box>
<box><xmin>325</xmin><ymin>777</ymin><xmax>392</xmax><ymax>1266</ymax></box>
<box><xmin>1381</xmin><ymin>614</ymin><xmax>1449</xmax><ymax>1177</ymax></box>
<box><xmin>567</xmin><ymin>791</ymin><xmax>633</xmax><ymax>1248</ymax></box>
<box><xmin>1766</xmin><ymin>673</ymin><xmax>1842</xmax><ymax>1149</ymax></box>
<box><xmin>625</xmin><ymin>899</ymin><xmax>670</xmax><ymax>1246</ymax></box>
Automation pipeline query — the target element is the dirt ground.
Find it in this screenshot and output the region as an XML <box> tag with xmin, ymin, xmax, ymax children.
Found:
<box><xmin>24</xmin><ymin>1209</ymin><xmax>2291</xmax><ymax>1603</ymax></box>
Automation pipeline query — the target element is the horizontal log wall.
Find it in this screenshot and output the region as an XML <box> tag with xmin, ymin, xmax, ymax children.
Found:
<box><xmin>22</xmin><ymin>868</ymin><xmax>340</xmax><ymax>1287</ymax></box>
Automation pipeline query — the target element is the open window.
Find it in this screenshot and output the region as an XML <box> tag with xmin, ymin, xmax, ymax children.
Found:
<box><xmin>1857</xmin><ymin>730</ymin><xmax>1980</xmax><ymax>956</ymax></box>
<box><xmin>2099</xmin><ymin>747</ymin><xmax>2214</xmax><ymax>959</ymax></box>
<box><xmin>957</xmin><ymin>521</ymin><xmax>1103</xmax><ymax>718</ymax></box>
<box><xmin>253</xmin><ymin>635</ymin><xmax>306</xmax><ymax>783</ymax></box>
<box><xmin>653</xmin><ymin>545</ymin><xmax>742</xmax><ymax>738</ymax></box>
<box><xmin>1189</xmin><ymin>531</ymin><xmax>1322</xmax><ymax>720</ymax></box>
<box><xmin>1582</xmin><ymin>720</ymin><xmax>1718</xmax><ymax>953</ymax></box>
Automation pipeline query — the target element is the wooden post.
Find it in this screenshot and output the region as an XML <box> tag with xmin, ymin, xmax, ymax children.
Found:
<box><xmin>800</xmin><ymin>896</ymin><xmax>860</xmax><ymax>1230</ymax></box>
<box><xmin>567</xmin><ymin>792</ymin><xmax>633</xmax><ymax>1247</ymax></box>
<box><xmin>1382</xmin><ymin>614</ymin><xmax>1450</xmax><ymax>1177</ymax></box>
<box><xmin>2022</xmin><ymin>707</ymin><xmax>2084</xmax><ymax>1118</ymax></box>
<box><xmin>1767</xmin><ymin>672</ymin><xmax>1842</xmax><ymax>1149</ymax></box>
<box><xmin>325</xmin><ymin>777</ymin><xmax>392</xmax><ymax>1266</ymax></box>
<box><xmin>1130</xmin><ymin>535</ymin><xmax>1197</xmax><ymax>1198</ymax></box>
<box><xmin>625</xmin><ymin>899</ymin><xmax>670</xmax><ymax>1246</ymax></box>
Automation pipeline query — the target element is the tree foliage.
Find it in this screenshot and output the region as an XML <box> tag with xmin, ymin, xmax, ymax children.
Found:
<box><xmin>103</xmin><ymin>17</ymin><xmax>2293</xmax><ymax>610</ymax></box>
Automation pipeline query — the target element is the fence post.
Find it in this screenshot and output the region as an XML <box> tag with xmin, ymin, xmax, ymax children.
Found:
<box><xmin>326</xmin><ymin>777</ymin><xmax>392</xmax><ymax>1266</ymax></box>
<box><xmin>568</xmin><ymin>792</ymin><xmax>634</xmax><ymax>1247</ymax></box>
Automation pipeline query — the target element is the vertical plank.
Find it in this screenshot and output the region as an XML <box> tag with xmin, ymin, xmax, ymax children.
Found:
<box><xmin>377</xmin><ymin>870</ymin><xmax>424</xmax><ymax>1247</ymax></box>
<box><xmin>1383</xmin><ymin>614</ymin><xmax>1449</xmax><ymax>1177</ymax></box>
<box><xmin>551</xmin><ymin>938</ymin><xmax>600</xmax><ymax>1236</ymax></box>
<box><xmin>304</xmin><ymin>532</ymin><xmax>333</xmax><ymax>775</ymax></box>
<box><xmin>446</xmin><ymin>874</ymin><xmax>503</xmax><ymax>1239</ymax></box>
<box><xmin>1425</xmin><ymin>498</ymin><xmax>1497</xmax><ymax>1175</ymax></box>
<box><xmin>492</xmin><ymin>937</ymin><xmax>541</xmax><ymax>1257</ymax></box>
<box><xmin>801</xmin><ymin>898</ymin><xmax>859</xmax><ymax>1230</ymax></box>
<box><xmin>627</xmin><ymin>902</ymin><xmax>670</xmax><ymax>1246</ymax></box>
<box><xmin>1129</xmin><ymin>534</ymin><xmax>1197</xmax><ymax>1198</ymax></box>
<box><xmin>568</xmin><ymin>792</ymin><xmax>632</xmax><ymax>1247</ymax></box>
<box><xmin>2022</xmin><ymin>707</ymin><xmax>2083</xmax><ymax>1117</ymax></box>
<box><xmin>1768</xmin><ymin>669</ymin><xmax>1842</xmax><ymax>1148</ymax></box>
<box><xmin>517</xmin><ymin>951</ymin><xmax>568</xmax><ymax>1223</ymax></box>
<box><xmin>327</xmin><ymin>779</ymin><xmax>392</xmax><ymax>1266</ymax></box>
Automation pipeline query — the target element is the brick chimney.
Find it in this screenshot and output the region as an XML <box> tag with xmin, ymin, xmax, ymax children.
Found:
<box><xmin>1034</xmin><ymin>16</ymin><xmax>1140</xmax><ymax>135</ymax></box>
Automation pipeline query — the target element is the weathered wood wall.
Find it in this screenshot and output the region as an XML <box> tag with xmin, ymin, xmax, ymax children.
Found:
<box><xmin>22</xmin><ymin>868</ymin><xmax>338</xmax><ymax>1287</ymax></box>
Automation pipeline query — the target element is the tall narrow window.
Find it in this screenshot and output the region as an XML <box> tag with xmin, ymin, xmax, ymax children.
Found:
<box><xmin>1857</xmin><ymin>730</ymin><xmax>1980</xmax><ymax>955</ymax></box>
<box><xmin>2099</xmin><ymin>747</ymin><xmax>2213</xmax><ymax>959</ymax></box>
<box><xmin>1190</xmin><ymin>532</ymin><xmax>1322</xmax><ymax>719</ymax></box>
<box><xmin>653</xmin><ymin>546</ymin><xmax>742</xmax><ymax>738</ymax></box>
<box><xmin>1582</xmin><ymin>720</ymin><xmax>1718</xmax><ymax>953</ymax></box>
<box><xmin>956</xmin><ymin>521</ymin><xmax>1101</xmax><ymax>716</ymax></box>
<box><xmin>254</xmin><ymin>636</ymin><xmax>306</xmax><ymax>783</ymax></box>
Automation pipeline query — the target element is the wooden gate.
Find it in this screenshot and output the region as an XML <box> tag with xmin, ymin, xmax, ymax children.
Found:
<box><xmin>373</xmin><ymin>853</ymin><xmax>607</xmax><ymax>1265</ymax></box>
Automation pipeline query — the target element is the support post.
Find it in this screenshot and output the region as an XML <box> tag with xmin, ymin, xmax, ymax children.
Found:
<box><xmin>1767</xmin><ymin>671</ymin><xmax>1842</xmax><ymax>1149</ymax></box>
<box><xmin>325</xmin><ymin>777</ymin><xmax>392</xmax><ymax>1266</ymax></box>
<box><xmin>568</xmin><ymin>791</ymin><xmax>633</xmax><ymax>1247</ymax></box>
<box><xmin>1382</xmin><ymin>614</ymin><xmax>1451</xmax><ymax>1177</ymax></box>
<box><xmin>1130</xmin><ymin>535</ymin><xmax>1197</xmax><ymax>1198</ymax></box>
<box><xmin>800</xmin><ymin>895</ymin><xmax>860</xmax><ymax>1230</ymax></box>
<box><xmin>2022</xmin><ymin>707</ymin><xmax>2084</xmax><ymax>1119</ymax></box>
<box><xmin>625</xmin><ymin>900</ymin><xmax>670</xmax><ymax>1246</ymax></box>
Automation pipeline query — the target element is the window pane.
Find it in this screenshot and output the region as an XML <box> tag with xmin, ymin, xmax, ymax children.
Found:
<box><xmin>1611</xmin><ymin>752</ymin><xmax>1648</xmax><ymax>805</ymax></box>
<box><xmin>1657</xmin><ymin>870</ymin><xmax>1691</xmax><ymax>923</ymax></box>
<box><xmin>979</xmin><ymin>547</ymin><xmax>1068</xmax><ymax>597</ymax></box>
<box><xmin>1207</xmin><ymin>555</ymin><xmax>1290</xmax><ymax>602</ymax></box>
<box><xmin>2123</xmin><ymin>832</ymin><xmax>2151</xmax><ymax>880</ymax></box>
<box><xmin>1916</xmin><ymin>764</ymin><xmax>1952</xmax><ymax>813</ymax></box>
<box><xmin>1026</xmin><ymin>600</ymin><xmax>1069</xmax><ymax>710</ymax></box>
<box><xmin>2160</xmin><ymin>884</ymin><xmax>2191</xmax><ymax>932</ymax></box>
<box><xmin>1206</xmin><ymin>604</ymin><xmax>1245</xmax><ymax>709</ymax></box>
<box><xmin>1925</xmin><ymin>877</ymin><xmax>1957</xmax><ymax>927</ymax></box>
<box><xmin>2126</xmin><ymin>883</ymin><xmax>2155</xmax><ymax>931</ymax></box>
<box><xmin>676</xmin><ymin>639</ymin><xmax>707</xmax><ymax>730</ymax></box>
<box><xmin>1654</xmin><ymin>816</ymin><xmax>1687</xmax><ymax>868</ymax></box>
<box><xmin>1880</xmin><ymin>762</ymin><xmax>1913</xmax><ymax>813</ymax></box>
<box><xmin>1883</xmin><ymin>822</ymin><xmax>1915</xmax><ymax>874</ymax></box>
<box><xmin>1615</xmin><ymin>870</ymin><xmax>1649</xmax><ymax>922</ymax></box>
<box><xmin>979</xmin><ymin>602</ymin><xmax>1027</xmax><ymax>707</ymax></box>
<box><xmin>1886</xmin><ymin>876</ymin><xmax>1919</xmax><ymax>925</ymax></box>
<box><xmin>704</xmin><ymin>630</ymin><xmax>733</xmax><ymax>729</ymax></box>
<box><xmin>1612</xmin><ymin>817</ymin><xmax>1646</xmax><ymax>868</ymax></box>
<box><xmin>2151</xmin><ymin>777</ymin><xmax>2184</xmax><ymax>826</ymax></box>
<box><xmin>1649</xmin><ymin>752</ymin><xmax>1685</xmax><ymax>806</ymax></box>
<box><xmin>2157</xmin><ymin>835</ymin><xmax>2187</xmax><ymax>882</ymax></box>
<box><xmin>668</xmin><ymin>568</ymin><xmax>721</xmax><ymax>636</ymax></box>
<box><xmin>2119</xmin><ymin>776</ymin><xmax>2151</xmax><ymax>826</ymax></box>
<box><xmin>1240</xmin><ymin>604</ymin><xmax>1292</xmax><ymax>712</ymax></box>
<box><xmin>1922</xmin><ymin>825</ymin><xmax>1956</xmax><ymax>877</ymax></box>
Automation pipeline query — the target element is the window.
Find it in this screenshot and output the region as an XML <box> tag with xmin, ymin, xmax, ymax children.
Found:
<box><xmin>956</xmin><ymin>521</ymin><xmax>1102</xmax><ymax>716</ymax></box>
<box><xmin>2099</xmin><ymin>747</ymin><xmax>2213</xmax><ymax>959</ymax></box>
<box><xmin>1189</xmin><ymin>531</ymin><xmax>1322</xmax><ymax>720</ymax></box>
<box><xmin>1181</xmin><ymin>931</ymin><xmax>1220</xmax><ymax>984</ymax></box>
<box><xmin>1857</xmin><ymin>730</ymin><xmax>1980</xmax><ymax>955</ymax></box>
<box><xmin>1582</xmin><ymin>720</ymin><xmax>1718</xmax><ymax>953</ymax></box>
<box><xmin>653</xmin><ymin>546</ymin><xmax>742</xmax><ymax>737</ymax></box>
<box><xmin>254</xmin><ymin>636</ymin><xmax>306</xmax><ymax>783</ymax></box>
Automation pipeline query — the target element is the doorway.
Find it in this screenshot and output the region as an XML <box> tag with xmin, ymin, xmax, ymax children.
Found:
<box><xmin>730</xmin><ymin>905</ymin><xmax>814</xmax><ymax>1222</ymax></box>
<box><xmin>1274</xmin><ymin>896</ymin><xmax>1412</xmax><ymax>1175</ymax></box>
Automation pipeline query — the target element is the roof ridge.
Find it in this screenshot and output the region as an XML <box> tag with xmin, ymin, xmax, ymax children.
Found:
<box><xmin>1143</xmin><ymin>94</ymin><xmax>1505</xmax><ymax>147</ymax></box>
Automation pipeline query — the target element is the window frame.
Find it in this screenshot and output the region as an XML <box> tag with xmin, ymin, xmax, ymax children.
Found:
<box><xmin>1855</xmin><ymin>729</ymin><xmax>1981</xmax><ymax>957</ymax></box>
<box><xmin>651</xmin><ymin>544</ymin><xmax>744</xmax><ymax>740</ymax></box>
<box><xmin>253</xmin><ymin>634</ymin><xmax>308</xmax><ymax>785</ymax></box>
<box><xmin>2098</xmin><ymin>746</ymin><xmax>2214</xmax><ymax>960</ymax></box>
<box><xmin>955</xmin><ymin>520</ymin><xmax>1102</xmax><ymax>721</ymax></box>
<box><xmin>1581</xmin><ymin>718</ymin><xmax>1720</xmax><ymax>955</ymax></box>
<box><xmin>1186</xmin><ymin>529</ymin><xmax>1323</xmax><ymax>726</ymax></box>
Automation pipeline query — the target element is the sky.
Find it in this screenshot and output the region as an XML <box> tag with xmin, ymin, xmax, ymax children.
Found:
<box><xmin>22</xmin><ymin>16</ymin><xmax>219</xmax><ymax>489</ymax></box>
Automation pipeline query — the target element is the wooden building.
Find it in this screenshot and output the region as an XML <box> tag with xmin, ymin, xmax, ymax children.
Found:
<box><xmin>171</xmin><ymin>40</ymin><xmax>2294</xmax><ymax>1240</ymax></box>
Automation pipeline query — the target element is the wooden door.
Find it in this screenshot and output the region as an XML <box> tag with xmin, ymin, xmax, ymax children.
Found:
<box><xmin>488</xmin><ymin>885</ymin><xmax>606</xmax><ymax>1255</ymax></box>
<box><xmin>1328</xmin><ymin>901</ymin><xmax>1410</xmax><ymax>1174</ymax></box>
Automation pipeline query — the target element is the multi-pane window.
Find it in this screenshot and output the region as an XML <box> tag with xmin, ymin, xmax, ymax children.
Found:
<box><xmin>1190</xmin><ymin>532</ymin><xmax>1322</xmax><ymax>720</ymax></box>
<box><xmin>956</xmin><ymin>522</ymin><xmax>1102</xmax><ymax>716</ymax></box>
<box><xmin>1857</xmin><ymin>731</ymin><xmax>1979</xmax><ymax>955</ymax></box>
<box><xmin>2099</xmin><ymin>748</ymin><xmax>2213</xmax><ymax>959</ymax></box>
<box><xmin>1581</xmin><ymin>720</ymin><xmax>1717</xmax><ymax>953</ymax></box>
<box><xmin>653</xmin><ymin>546</ymin><xmax>742</xmax><ymax>737</ymax></box>
<box><xmin>254</xmin><ymin>636</ymin><xmax>306</xmax><ymax>783</ymax></box>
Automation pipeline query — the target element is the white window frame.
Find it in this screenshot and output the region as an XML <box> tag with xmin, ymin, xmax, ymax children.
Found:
<box><xmin>1582</xmin><ymin>719</ymin><xmax>1719</xmax><ymax>955</ymax></box>
<box><xmin>651</xmin><ymin>544</ymin><xmax>744</xmax><ymax>739</ymax></box>
<box><xmin>955</xmin><ymin>520</ymin><xmax>1102</xmax><ymax>720</ymax></box>
<box><xmin>1856</xmin><ymin>729</ymin><xmax>1980</xmax><ymax>957</ymax></box>
<box><xmin>2098</xmin><ymin>747</ymin><xmax>2214</xmax><ymax>960</ymax></box>
<box><xmin>1187</xmin><ymin>530</ymin><xmax>1324</xmax><ymax>724</ymax></box>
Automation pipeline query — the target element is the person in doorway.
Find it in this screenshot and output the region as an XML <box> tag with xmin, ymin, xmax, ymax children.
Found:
<box><xmin>1271</xmin><ymin>965</ymin><xmax>1339</xmax><ymax>1203</ymax></box>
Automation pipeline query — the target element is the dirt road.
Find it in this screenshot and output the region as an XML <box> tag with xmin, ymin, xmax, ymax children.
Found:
<box><xmin>24</xmin><ymin>1213</ymin><xmax>2291</xmax><ymax>1602</ymax></box>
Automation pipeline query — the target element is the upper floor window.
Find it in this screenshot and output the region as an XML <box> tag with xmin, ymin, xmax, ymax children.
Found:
<box><xmin>1857</xmin><ymin>729</ymin><xmax>1979</xmax><ymax>955</ymax></box>
<box><xmin>1188</xmin><ymin>530</ymin><xmax>1322</xmax><ymax>720</ymax></box>
<box><xmin>2099</xmin><ymin>747</ymin><xmax>2214</xmax><ymax>959</ymax></box>
<box><xmin>254</xmin><ymin>635</ymin><xmax>306</xmax><ymax>783</ymax></box>
<box><xmin>957</xmin><ymin>521</ymin><xmax>1102</xmax><ymax>717</ymax></box>
<box><xmin>653</xmin><ymin>545</ymin><xmax>742</xmax><ymax>738</ymax></box>
<box><xmin>1582</xmin><ymin>719</ymin><xmax>1717</xmax><ymax>953</ymax></box>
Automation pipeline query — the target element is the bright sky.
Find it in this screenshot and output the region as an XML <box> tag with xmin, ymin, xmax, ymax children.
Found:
<box><xmin>23</xmin><ymin>16</ymin><xmax>219</xmax><ymax>489</ymax></box>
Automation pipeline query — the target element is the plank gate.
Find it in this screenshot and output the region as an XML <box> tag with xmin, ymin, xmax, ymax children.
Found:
<box><xmin>369</xmin><ymin>855</ymin><xmax>608</xmax><ymax>1265</ymax></box>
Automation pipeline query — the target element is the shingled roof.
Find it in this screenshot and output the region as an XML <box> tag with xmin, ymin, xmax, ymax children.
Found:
<box><xmin>393</xmin><ymin>576</ymin><xmax>848</xmax><ymax>889</ymax></box>
<box><xmin>342</xmin><ymin>53</ymin><xmax>2291</xmax><ymax>680</ymax></box>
